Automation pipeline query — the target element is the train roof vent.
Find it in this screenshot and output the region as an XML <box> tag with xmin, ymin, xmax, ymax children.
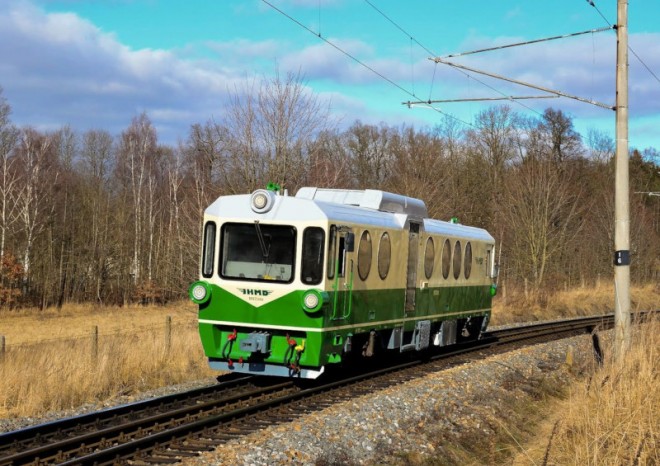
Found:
<box><xmin>295</xmin><ymin>187</ymin><xmax>428</xmax><ymax>217</ymax></box>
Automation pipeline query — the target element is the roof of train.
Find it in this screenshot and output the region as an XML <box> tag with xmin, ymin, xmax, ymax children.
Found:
<box><xmin>205</xmin><ymin>188</ymin><xmax>494</xmax><ymax>243</ymax></box>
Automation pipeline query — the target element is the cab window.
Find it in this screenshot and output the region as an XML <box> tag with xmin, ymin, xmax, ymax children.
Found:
<box><xmin>220</xmin><ymin>223</ymin><xmax>296</xmax><ymax>283</ymax></box>
<box><xmin>202</xmin><ymin>221</ymin><xmax>216</xmax><ymax>278</ymax></box>
<box><xmin>301</xmin><ymin>227</ymin><xmax>325</xmax><ymax>285</ymax></box>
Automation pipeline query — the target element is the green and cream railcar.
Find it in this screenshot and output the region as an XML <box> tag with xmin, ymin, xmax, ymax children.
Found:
<box><xmin>189</xmin><ymin>186</ymin><xmax>497</xmax><ymax>378</ymax></box>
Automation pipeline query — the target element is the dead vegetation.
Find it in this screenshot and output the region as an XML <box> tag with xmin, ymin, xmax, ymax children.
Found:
<box><xmin>508</xmin><ymin>317</ymin><xmax>659</xmax><ymax>466</ymax></box>
<box><xmin>0</xmin><ymin>301</ymin><xmax>214</xmax><ymax>418</ymax></box>
<box><xmin>491</xmin><ymin>282</ymin><xmax>660</xmax><ymax>326</ymax></box>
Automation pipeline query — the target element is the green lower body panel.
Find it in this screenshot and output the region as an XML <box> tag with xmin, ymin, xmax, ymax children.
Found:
<box><xmin>196</xmin><ymin>283</ymin><xmax>492</xmax><ymax>378</ymax></box>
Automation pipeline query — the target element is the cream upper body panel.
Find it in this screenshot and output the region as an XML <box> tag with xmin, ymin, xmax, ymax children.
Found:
<box><xmin>204</xmin><ymin>189</ymin><xmax>495</xmax><ymax>292</ymax></box>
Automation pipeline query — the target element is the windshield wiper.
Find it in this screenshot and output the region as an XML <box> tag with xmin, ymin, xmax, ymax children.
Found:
<box><xmin>254</xmin><ymin>221</ymin><xmax>270</xmax><ymax>259</ymax></box>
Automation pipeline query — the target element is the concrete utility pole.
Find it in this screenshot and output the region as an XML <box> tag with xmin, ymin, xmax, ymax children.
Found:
<box><xmin>614</xmin><ymin>0</ymin><xmax>631</xmax><ymax>361</ymax></box>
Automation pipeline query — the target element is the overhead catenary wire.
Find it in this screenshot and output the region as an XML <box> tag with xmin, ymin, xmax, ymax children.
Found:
<box><xmin>586</xmin><ymin>0</ymin><xmax>660</xmax><ymax>85</ymax></box>
<box><xmin>439</xmin><ymin>26</ymin><xmax>613</xmax><ymax>59</ymax></box>
<box><xmin>260</xmin><ymin>0</ymin><xmax>475</xmax><ymax>127</ymax></box>
<box><xmin>363</xmin><ymin>0</ymin><xmax>544</xmax><ymax>116</ymax></box>
<box><xmin>363</xmin><ymin>0</ymin><xmax>435</xmax><ymax>57</ymax></box>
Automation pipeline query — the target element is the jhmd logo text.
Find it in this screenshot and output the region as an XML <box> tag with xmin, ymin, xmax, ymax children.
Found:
<box><xmin>239</xmin><ymin>289</ymin><xmax>273</xmax><ymax>297</ymax></box>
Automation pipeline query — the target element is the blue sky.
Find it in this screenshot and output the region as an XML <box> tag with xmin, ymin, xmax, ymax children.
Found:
<box><xmin>1</xmin><ymin>0</ymin><xmax>658</xmax><ymax>150</ymax></box>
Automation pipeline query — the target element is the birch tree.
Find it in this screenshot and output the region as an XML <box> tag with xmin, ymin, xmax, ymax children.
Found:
<box><xmin>79</xmin><ymin>129</ymin><xmax>114</xmax><ymax>302</ymax></box>
<box><xmin>116</xmin><ymin>113</ymin><xmax>158</xmax><ymax>286</ymax></box>
<box><xmin>13</xmin><ymin>128</ymin><xmax>58</xmax><ymax>287</ymax></box>
<box><xmin>0</xmin><ymin>89</ymin><xmax>19</xmax><ymax>261</ymax></box>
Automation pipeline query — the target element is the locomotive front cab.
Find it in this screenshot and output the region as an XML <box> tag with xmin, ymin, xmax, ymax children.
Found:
<box><xmin>192</xmin><ymin>189</ymin><xmax>332</xmax><ymax>378</ymax></box>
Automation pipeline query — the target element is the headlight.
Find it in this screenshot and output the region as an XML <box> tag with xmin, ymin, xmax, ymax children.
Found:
<box><xmin>250</xmin><ymin>189</ymin><xmax>276</xmax><ymax>213</ymax></box>
<box><xmin>301</xmin><ymin>289</ymin><xmax>326</xmax><ymax>313</ymax></box>
<box><xmin>252</xmin><ymin>192</ymin><xmax>268</xmax><ymax>209</ymax></box>
<box><xmin>303</xmin><ymin>292</ymin><xmax>319</xmax><ymax>309</ymax></box>
<box><xmin>189</xmin><ymin>281</ymin><xmax>211</xmax><ymax>304</ymax></box>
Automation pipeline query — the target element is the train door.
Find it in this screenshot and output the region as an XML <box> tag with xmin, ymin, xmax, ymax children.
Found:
<box><xmin>404</xmin><ymin>222</ymin><xmax>421</xmax><ymax>316</ymax></box>
<box><xmin>328</xmin><ymin>225</ymin><xmax>354</xmax><ymax>320</ymax></box>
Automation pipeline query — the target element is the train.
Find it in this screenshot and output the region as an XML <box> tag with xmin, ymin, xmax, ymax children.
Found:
<box><xmin>189</xmin><ymin>184</ymin><xmax>498</xmax><ymax>378</ymax></box>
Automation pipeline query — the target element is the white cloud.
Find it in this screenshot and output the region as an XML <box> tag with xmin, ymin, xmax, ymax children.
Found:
<box><xmin>0</xmin><ymin>0</ymin><xmax>243</xmax><ymax>141</ymax></box>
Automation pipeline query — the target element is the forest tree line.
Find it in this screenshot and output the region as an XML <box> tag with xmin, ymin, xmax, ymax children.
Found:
<box><xmin>0</xmin><ymin>74</ymin><xmax>658</xmax><ymax>308</ymax></box>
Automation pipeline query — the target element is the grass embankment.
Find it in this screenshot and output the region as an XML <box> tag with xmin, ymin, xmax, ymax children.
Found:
<box><xmin>509</xmin><ymin>317</ymin><xmax>659</xmax><ymax>466</ymax></box>
<box><xmin>0</xmin><ymin>302</ymin><xmax>215</xmax><ymax>418</ymax></box>
<box><xmin>427</xmin><ymin>283</ymin><xmax>659</xmax><ymax>465</ymax></box>
<box><xmin>491</xmin><ymin>282</ymin><xmax>660</xmax><ymax>326</ymax></box>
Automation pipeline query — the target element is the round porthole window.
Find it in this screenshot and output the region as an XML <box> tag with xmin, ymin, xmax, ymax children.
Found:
<box><xmin>424</xmin><ymin>237</ymin><xmax>435</xmax><ymax>279</ymax></box>
<box><xmin>453</xmin><ymin>240</ymin><xmax>462</xmax><ymax>280</ymax></box>
<box><xmin>357</xmin><ymin>230</ymin><xmax>372</xmax><ymax>281</ymax></box>
<box><xmin>464</xmin><ymin>242</ymin><xmax>472</xmax><ymax>279</ymax></box>
<box><xmin>378</xmin><ymin>232</ymin><xmax>391</xmax><ymax>280</ymax></box>
<box><xmin>442</xmin><ymin>239</ymin><xmax>451</xmax><ymax>279</ymax></box>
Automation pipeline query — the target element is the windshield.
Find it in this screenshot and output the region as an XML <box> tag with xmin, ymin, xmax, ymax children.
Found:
<box><xmin>220</xmin><ymin>223</ymin><xmax>296</xmax><ymax>282</ymax></box>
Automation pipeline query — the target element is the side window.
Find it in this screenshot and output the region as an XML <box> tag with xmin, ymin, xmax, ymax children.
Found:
<box><xmin>357</xmin><ymin>230</ymin><xmax>372</xmax><ymax>281</ymax></box>
<box><xmin>301</xmin><ymin>227</ymin><xmax>325</xmax><ymax>285</ymax></box>
<box><xmin>453</xmin><ymin>240</ymin><xmax>462</xmax><ymax>279</ymax></box>
<box><xmin>202</xmin><ymin>221</ymin><xmax>216</xmax><ymax>278</ymax></box>
<box><xmin>338</xmin><ymin>235</ymin><xmax>347</xmax><ymax>278</ymax></box>
<box><xmin>327</xmin><ymin>225</ymin><xmax>337</xmax><ymax>279</ymax></box>
<box><xmin>464</xmin><ymin>242</ymin><xmax>472</xmax><ymax>279</ymax></box>
<box><xmin>424</xmin><ymin>237</ymin><xmax>434</xmax><ymax>279</ymax></box>
<box><xmin>377</xmin><ymin>232</ymin><xmax>391</xmax><ymax>280</ymax></box>
<box><xmin>441</xmin><ymin>238</ymin><xmax>451</xmax><ymax>279</ymax></box>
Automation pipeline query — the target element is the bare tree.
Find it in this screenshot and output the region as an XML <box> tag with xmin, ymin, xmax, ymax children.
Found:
<box><xmin>388</xmin><ymin>126</ymin><xmax>447</xmax><ymax>216</ymax></box>
<box><xmin>115</xmin><ymin>113</ymin><xmax>158</xmax><ymax>287</ymax></box>
<box><xmin>432</xmin><ymin>116</ymin><xmax>473</xmax><ymax>220</ymax></box>
<box><xmin>79</xmin><ymin>129</ymin><xmax>114</xmax><ymax>303</ymax></box>
<box><xmin>186</xmin><ymin>121</ymin><xmax>226</xmax><ymax>213</ymax></box>
<box><xmin>466</xmin><ymin>105</ymin><xmax>520</xmax><ymax>195</ymax></box>
<box><xmin>224</xmin><ymin>72</ymin><xmax>332</xmax><ymax>193</ymax></box>
<box><xmin>0</xmin><ymin>89</ymin><xmax>19</xmax><ymax>261</ymax></box>
<box><xmin>586</xmin><ymin>128</ymin><xmax>615</xmax><ymax>163</ymax></box>
<box><xmin>536</xmin><ymin>108</ymin><xmax>583</xmax><ymax>164</ymax></box>
<box><xmin>503</xmin><ymin>158</ymin><xmax>585</xmax><ymax>290</ymax></box>
<box><xmin>345</xmin><ymin>121</ymin><xmax>392</xmax><ymax>187</ymax></box>
<box><xmin>13</xmin><ymin>128</ymin><xmax>58</xmax><ymax>287</ymax></box>
<box><xmin>303</xmin><ymin>129</ymin><xmax>351</xmax><ymax>188</ymax></box>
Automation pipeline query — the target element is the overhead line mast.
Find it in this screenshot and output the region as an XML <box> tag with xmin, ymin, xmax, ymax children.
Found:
<box><xmin>614</xmin><ymin>0</ymin><xmax>630</xmax><ymax>361</ymax></box>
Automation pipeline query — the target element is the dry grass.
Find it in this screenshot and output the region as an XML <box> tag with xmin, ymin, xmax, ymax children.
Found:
<box><xmin>510</xmin><ymin>318</ymin><xmax>659</xmax><ymax>466</ymax></box>
<box><xmin>0</xmin><ymin>301</ymin><xmax>215</xmax><ymax>418</ymax></box>
<box><xmin>492</xmin><ymin>282</ymin><xmax>660</xmax><ymax>326</ymax></box>
<box><xmin>0</xmin><ymin>301</ymin><xmax>198</xmax><ymax>346</ymax></box>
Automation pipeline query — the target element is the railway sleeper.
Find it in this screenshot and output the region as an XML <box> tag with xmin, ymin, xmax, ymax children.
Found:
<box><xmin>142</xmin><ymin>455</ymin><xmax>181</xmax><ymax>464</ymax></box>
<box><xmin>209</xmin><ymin>433</ymin><xmax>244</xmax><ymax>441</ymax></box>
<box><xmin>174</xmin><ymin>443</ymin><xmax>215</xmax><ymax>452</ymax></box>
<box><xmin>155</xmin><ymin>449</ymin><xmax>199</xmax><ymax>457</ymax></box>
<box><xmin>189</xmin><ymin>438</ymin><xmax>222</xmax><ymax>446</ymax></box>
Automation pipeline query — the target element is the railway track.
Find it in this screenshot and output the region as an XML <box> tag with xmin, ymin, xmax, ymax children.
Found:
<box><xmin>0</xmin><ymin>313</ymin><xmax>648</xmax><ymax>465</ymax></box>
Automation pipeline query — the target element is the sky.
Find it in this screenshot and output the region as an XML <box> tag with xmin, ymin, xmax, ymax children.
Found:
<box><xmin>1</xmin><ymin>0</ymin><xmax>659</xmax><ymax>151</ymax></box>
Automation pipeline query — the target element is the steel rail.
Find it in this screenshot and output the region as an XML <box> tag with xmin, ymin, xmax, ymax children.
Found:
<box><xmin>0</xmin><ymin>374</ymin><xmax>254</xmax><ymax>454</ymax></box>
<box><xmin>0</xmin><ymin>375</ymin><xmax>292</xmax><ymax>465</ymax></box>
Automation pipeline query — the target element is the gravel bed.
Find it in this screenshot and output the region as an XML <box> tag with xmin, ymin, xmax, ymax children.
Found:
<box><xmin>185</xmin><ymin>333</ymin><xmax>602</xmax><ymax>466</ymax></box>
